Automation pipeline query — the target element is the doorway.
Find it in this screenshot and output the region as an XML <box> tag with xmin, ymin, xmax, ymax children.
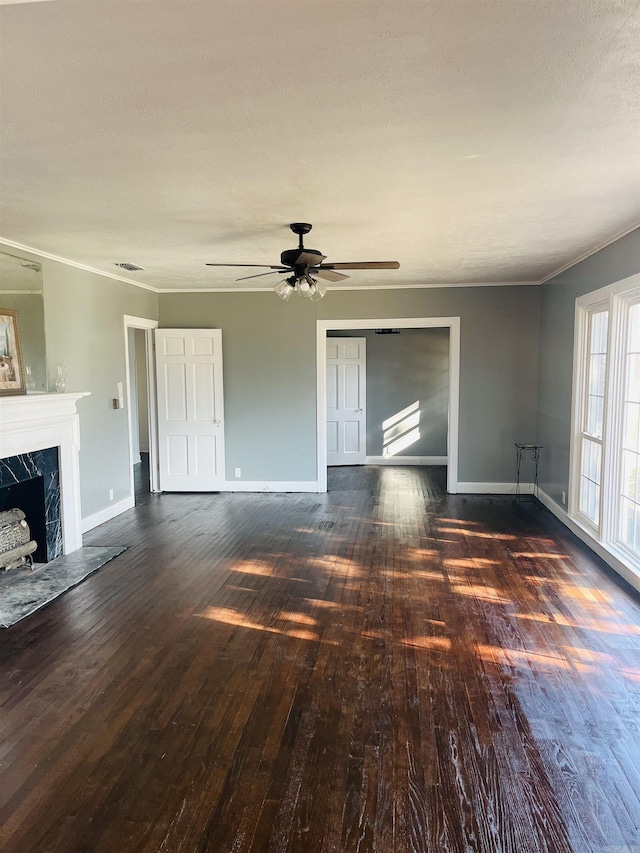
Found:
<box><xmin>317</xmin><ymin>317</ymin><xmax>460</xmax><ymax>493</ymax></box>
<box><xmin>124</xmin><ymin>315</ymin><xmax>159</xmax><ymax>500</ymax></box>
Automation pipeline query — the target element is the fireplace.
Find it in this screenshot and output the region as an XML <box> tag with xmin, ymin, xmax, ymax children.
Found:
<box><xmin>0</xmin><ymin>448</ymin><xmax>62</xmax><ymax>562</ymax></box>
<box><xmin>0</xmin><ymin>393</ymin><xmax>89</xmax><ymax>556</ymax></box>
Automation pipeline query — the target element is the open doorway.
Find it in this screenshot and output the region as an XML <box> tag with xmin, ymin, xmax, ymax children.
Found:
<box><xmin>327</xmin><ymin>328</ymin><xmax>450</xmax><ymax>465</ymax></box>
<box><xmin>317</xmin><ymin>317</ymin><xmax>460</xmax><ymax>493</ymax></box>
<box><xmin>124</xmin><ymin>315</ymin><xmax>159</xmax><ymax>501</ymax></box>
<box><xmin>128</xmin><ymin>327</ymin><xmax>150</xmax><ymax>497</ymax></box>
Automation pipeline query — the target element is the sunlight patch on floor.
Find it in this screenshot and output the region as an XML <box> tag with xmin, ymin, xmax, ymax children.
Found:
<box><xmin>195</xmin><ymin>605</ymin><xmax>328</xmax><ymax>643</ymax></box>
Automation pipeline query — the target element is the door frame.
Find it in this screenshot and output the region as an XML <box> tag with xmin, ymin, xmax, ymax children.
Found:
<box><xmin>123</xmin><ymin>315</ymin><xmax>159</xmax><ymax>495</ymax></box>
<box><xmin>316</xmin><ymin>317</ymin><xmax>460</xmax><ymax>493</ymax></box>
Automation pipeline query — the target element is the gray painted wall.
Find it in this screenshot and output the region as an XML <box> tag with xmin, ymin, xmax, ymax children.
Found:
<box><xmin>160</xmin><ymin>294</ymin><xmax>318</xmax><ymax>482</ymax></box>
<box><xmin>159</xmin><ymin>284</ymin><xmax>540</xmax><ymax>485</ymax></box>
<box><xmin>537</xmin><ymin>228</ymin><xmax>640</xmax><ymax>506</ymax></box>
<box><xmin>42</xmin><ymin>261</ymin><xmax>158</xmax><ymax>517</ymax></box>
<box><xmin>328</xmin><ymin>328</ymin><xmax>449</xmax><ymax>458</ymax></box>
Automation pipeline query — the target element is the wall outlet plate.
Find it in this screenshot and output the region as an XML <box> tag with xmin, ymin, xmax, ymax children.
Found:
<box><xmin>235</xmin><ymin>468</ymin><xmax>241</xmax><ymax>478</ymax></box>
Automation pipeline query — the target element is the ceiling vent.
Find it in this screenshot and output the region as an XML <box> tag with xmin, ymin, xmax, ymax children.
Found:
<box><xmin>115</xmin><ymin>262</ymin><xmax>145</xmax><ymax>272</ymax></box>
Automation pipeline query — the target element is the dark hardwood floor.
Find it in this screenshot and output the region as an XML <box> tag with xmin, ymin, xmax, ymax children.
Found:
<box><xmin>1</xmin><ymin>466</ymin><xmax>639</xmax><ymax>852</ymax></box>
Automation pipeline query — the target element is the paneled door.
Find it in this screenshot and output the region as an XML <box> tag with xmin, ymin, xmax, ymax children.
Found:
<box><xmin>326</xmin><ymin>337</ymin><xmax>366</xmax><ymax>466</ymax></box>
<box><xmin>155</xmin><ymin>329</ymin><xmax>225</xmax><ymax>490</ymax></box>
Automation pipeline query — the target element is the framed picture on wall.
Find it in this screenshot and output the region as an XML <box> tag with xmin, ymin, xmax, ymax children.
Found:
<box><xmin>0</xmin><ymin>308</ymin><xmax>26</xmax><ymax>396</ymax></box>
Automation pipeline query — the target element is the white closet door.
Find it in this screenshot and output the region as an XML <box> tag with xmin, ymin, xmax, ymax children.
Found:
<box><xmin>326</xmin><ymin>337</ymin><xmax>366</xmax><ymax>466</ymax></box>
<box><xmin>155</xmin><ymin>329</ymin><xmax>225</xmax><ymax>490</ymax></box>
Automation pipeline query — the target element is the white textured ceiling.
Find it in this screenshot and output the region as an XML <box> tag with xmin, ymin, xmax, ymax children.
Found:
<box><xmin>1</xmin><ymin>0</ymin><xmax>639</xmax><ymax>292</ymax></box>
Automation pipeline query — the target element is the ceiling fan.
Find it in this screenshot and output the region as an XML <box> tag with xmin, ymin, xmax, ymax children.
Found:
<box><xmin>206</xmin><ymin>223</ymin><xmax>400</xmax><ymax>301</ymax></box>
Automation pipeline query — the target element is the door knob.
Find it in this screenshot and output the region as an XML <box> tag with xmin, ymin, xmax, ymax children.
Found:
<box><xmin>356</xmin><ymin>409</ymin><xmax>363</xmax><ymax>414</ymax></box>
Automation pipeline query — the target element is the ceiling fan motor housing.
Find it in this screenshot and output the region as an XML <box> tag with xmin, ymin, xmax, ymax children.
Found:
<box><xmin>280</xmin><ymin>247</ymin><xmax>324</xmax><ymax>267</ymax></box>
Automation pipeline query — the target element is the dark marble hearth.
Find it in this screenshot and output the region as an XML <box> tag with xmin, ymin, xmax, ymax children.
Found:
<box><xmin>0</xmin><ymin>545</ymin><xmax>126</xmax><ymax>627</ymax></box>
<box><xmin>0</xmin><ymin>448</ymin><xmax>62</xmax><ymax>562</ymax></box>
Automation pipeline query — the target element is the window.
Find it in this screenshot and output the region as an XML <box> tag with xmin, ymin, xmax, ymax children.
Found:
<box><xmin>618</xmin><ymin>301</ymin><xmax>640</xmax><ymax>554</ymax></box>
<box><xmin>577</xmin><ymin>308</ymin><xmax>608</xmax><ymax>529</ymax></box>
<box><xmin>571</xmin><ymin>273</ymin><xmax>640</xmax><ymax>575</ymax></box>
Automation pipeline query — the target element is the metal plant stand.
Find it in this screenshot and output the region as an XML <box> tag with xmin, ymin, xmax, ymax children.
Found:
<box><xmin>515</xmin><ymin>443</ymin><xmax>542</xmax><ymax>502</ymax></box>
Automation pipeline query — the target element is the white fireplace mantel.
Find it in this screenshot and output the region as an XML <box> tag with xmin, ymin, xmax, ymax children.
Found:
<box><xmin>0</xmin><ymin>392</ymin><xmax>90</xmax><ymax>554</ymax></box>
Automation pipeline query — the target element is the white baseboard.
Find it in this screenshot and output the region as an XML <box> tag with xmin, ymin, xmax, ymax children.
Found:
<box><xmin>537</xmin><ymin>488</ymin><xmax>640</xmax><ymax>595</ymax></box>
<box><xmin>223</xmin><ymin>480</ymin><xmax>320</xmax><ymax>493</ymax></box>
<box><xmin>457</xmin><ymin>482</ymin><xmax>533</xmax><ymax>495</ymax></box>
<box><xmin>81</xmin><ymin>495</ymin><xmax>135</xmax><ymax>533</ymax></box>
<box><xmin>536</xmin><ymin>487</ymin><xmax>570</xmax><ymax>523</ymax></box>
<box><xmin>365</xmin><ymin>455</ymin><xmax>448</xmax><ymax>466</ymax></box>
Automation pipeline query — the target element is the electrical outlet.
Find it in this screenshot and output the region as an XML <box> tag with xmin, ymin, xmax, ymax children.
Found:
<box><xmin>562</xmin><ymin>490</ymin><xmax>566</xmax><ymax>505</ymax></box>
<box><xmin>109</xmin><ymin>488</ymin><xmax>114</xmax><ymax>501</ymax></box>
<box><xmin>234</xmin><ymin>468</ymin><xmax>241</xmax><ymax>478</ymax></box>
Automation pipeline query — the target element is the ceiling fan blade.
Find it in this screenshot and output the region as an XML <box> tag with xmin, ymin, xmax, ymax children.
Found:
<box><xmin>318</xmin><ymin>261</ymin><xmax>400</xmax><ymax>271</ymax></box>
<box><xmin>314</xmin><ymin>269</ymin><xmax>350</xmax><ymax>282</ymax></box>
<box><xmin>297</xmin><ymin>251</ymin><xmax>327</xmax><ymax>266</ymax></box>
<box><xmin>236</xmin><ymin>269</ymin><xmax>289</xmax><ymax>281</ymax></box>
<box><xmin>206</xmin><ymin>263</ymin><xmax>283</xmax><ymax>269</ymax></box>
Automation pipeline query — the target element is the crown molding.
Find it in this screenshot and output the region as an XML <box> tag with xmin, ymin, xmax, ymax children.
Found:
<box><xmin>159</xmin><ymin>280</ymin><xmax>539</xmax><ymax>294</ymax></box>
<box><xmin>0</xmin><ymin>238</ymin><xmax>160</xmax><ymax>293</ymax></box>
<box><xmin>539</xmin><ymin>221</ymin><xmax>640</xmax><ymax>285</ymax></box>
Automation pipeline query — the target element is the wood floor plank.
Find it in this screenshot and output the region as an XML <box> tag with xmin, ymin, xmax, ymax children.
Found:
<box><xmin>1</xmin><ymin>467</ymin><xmax>639</xmax><ymax>852</ymax></box>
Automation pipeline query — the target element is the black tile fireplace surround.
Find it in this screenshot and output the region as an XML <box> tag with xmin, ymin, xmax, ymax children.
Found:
<box><xmin>0</xmin><ymin>448</ymin><xmax>62</xmax><ymax>563</ymax></box>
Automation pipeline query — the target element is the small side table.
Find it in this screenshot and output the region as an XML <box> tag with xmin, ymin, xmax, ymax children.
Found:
<box><xmin>515</xmin><ymin>444</ymin><xmax>542</xmax><ymax>502</ymax></box>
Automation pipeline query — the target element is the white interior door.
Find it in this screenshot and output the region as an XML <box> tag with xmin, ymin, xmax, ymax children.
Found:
<box><xmin>155</xmin><ymin>329</ymin><xmax>225</xmax><ymax>491</ymax></box>
<box><xmin>326</xmin><ymin>337</ymin><xmax>366</xmax><ymax>466</ymax></box>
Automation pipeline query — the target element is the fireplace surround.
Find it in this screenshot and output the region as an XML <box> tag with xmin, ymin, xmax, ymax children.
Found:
<box><xmin>0</xmin><ymin>393</ymin><xmax>89</xmax><ymax>555</ymax></box>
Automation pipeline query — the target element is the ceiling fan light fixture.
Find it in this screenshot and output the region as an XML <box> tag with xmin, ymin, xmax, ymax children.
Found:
<box><xmin>274</xmin><ymin>279</ymin><xmax>295</xmax><ymax>301</ymax></box>
<box><xmin>299</xmin><ymin>274</ymin><xmax>325</xmax><ymax>299</ymax></box>
<box><xmin>309</xmin><ymin>279</ymin><xmax>326</xmax><ymax>301</ymax></box>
